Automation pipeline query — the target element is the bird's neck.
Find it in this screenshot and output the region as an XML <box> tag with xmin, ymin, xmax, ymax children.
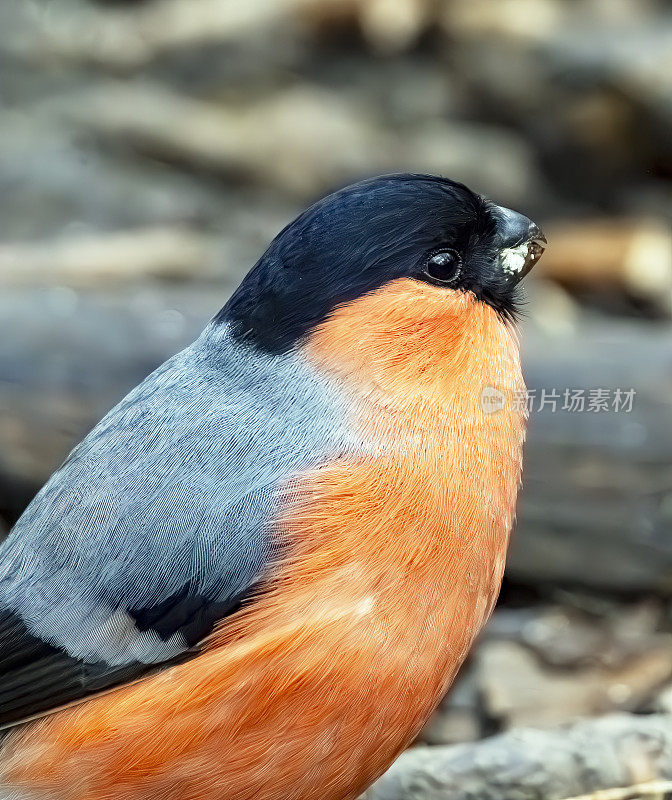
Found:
<box><xmin>305</xmin><ymin>277</ymin><xmax>527</xmax><ymax>443</ymax></box>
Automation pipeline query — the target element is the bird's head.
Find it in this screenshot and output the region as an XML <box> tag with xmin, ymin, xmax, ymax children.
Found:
<box><xmin>219</xmin><ymin>174</ymin><xmax>545</xmax><ymax>353</ymax></box>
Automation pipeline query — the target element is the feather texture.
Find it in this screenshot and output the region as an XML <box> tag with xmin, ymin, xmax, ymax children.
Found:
<box><xmin>0</xmin><ymin>281</ymin><xmax>526</xmax><ymax>800</ymax></box>
<box><xmin>0</xmin><ymin>324</ymin><xmax>364</xmax><ymax>727</ymax></box>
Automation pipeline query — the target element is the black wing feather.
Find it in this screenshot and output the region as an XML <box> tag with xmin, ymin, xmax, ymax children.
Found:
<box><xmin>0</xmin><ymin>610</ymin><xmax>145</xmax><ymax>729</ymax></box>
<box><xmin>0</xmin><ymin>584</ymin><xmax>246</xmax><ymax>730</ymax></box>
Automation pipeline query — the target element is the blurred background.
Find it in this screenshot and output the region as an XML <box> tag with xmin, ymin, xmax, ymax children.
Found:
<box><xmin>1</xmin><ymin>0</ymin><xmax>672</xmax><ymax>793</ymax></box>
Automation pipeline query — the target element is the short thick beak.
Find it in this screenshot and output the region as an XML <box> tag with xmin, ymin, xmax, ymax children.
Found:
<box><xmin>491</xmin><ymin>205</ymin><xmax>546</xmax><ymax>285</ymax></box>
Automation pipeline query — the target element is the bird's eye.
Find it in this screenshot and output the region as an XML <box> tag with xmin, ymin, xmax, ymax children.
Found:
<box><xmin>424</xmin><ymin>250</ymin><xmax>461</xmax><ymax>284</ymax></box>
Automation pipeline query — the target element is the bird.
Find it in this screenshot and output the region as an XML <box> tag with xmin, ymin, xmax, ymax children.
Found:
<box><xmin>0</xmin><ymin>173</ymin><xmax>544</xmax><ymax>800</ymax></box>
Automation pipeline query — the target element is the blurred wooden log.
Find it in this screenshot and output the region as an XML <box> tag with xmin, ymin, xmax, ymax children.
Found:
<box><xmin>1</xmin><ymin>290</ymin><xmax>671</xmax><ymax>597</ymax></box>
<box><xmin>48</xmin><ymin>82</ymin><xmax>538</xmax><ymax>201</ymax></box>
<box><xmin>536</xmin><ymin>220</ymin><xmax>672</xmax><ymax>314</ymax></box>
<box><xmin>6</xmin><ymin>0</ymin><xmax>437</xmax><ymax>68</ymax></box>
<box><xmin>58</xmin><ymin>84</ymin><xmax>378</xmax><ymax>197</ymax></box>
<box><xmin>463</xmin><ymin>602</ymin><xmax>672</xmax><ymax>731</ymax></box>
<box><xmin>5</xmin><ymin>0</ymin><xmax>294</xmax><ymax>69</ymax></box>
<box><xmin>509</xmin><ymin>316</ymin><xmax>672</xmax><ymax>593</ymax></box>
<box><xmin>0</xmin><ymin>228</ymin><xmax>218</xmax><ymax>287</ymax></box>
<box><xmin>442</xmin><ymin>0</ymin><xmax>565</xmax><ymax>43</ymax></box>
<box><xmin>476</xmin><ymin>639</ymin><xmax>672</xmax><ymax>728</ymax></box>
<box><xmin>358</xmin><ymin>0</ymin><xmax>430</xmax><ymax>53</ymax></box>
<box><xmin>362</xmin><ymin>714</ymin><xmax>672</xmax><ymax>800</ymax></box>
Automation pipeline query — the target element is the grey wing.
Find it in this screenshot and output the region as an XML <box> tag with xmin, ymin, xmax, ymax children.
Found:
<box><xmin>0</xmin><ymin>326</ymin><xmax>354</xmax><ymax>728</ymax></box>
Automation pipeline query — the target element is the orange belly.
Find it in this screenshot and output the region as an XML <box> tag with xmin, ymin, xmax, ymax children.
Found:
<box><xmin>1</xmin><ymin>281</ymin><xmax>526</xmax><ymax>800</ymax></box>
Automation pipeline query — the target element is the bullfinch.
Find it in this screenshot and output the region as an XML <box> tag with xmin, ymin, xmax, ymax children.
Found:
<box><xmin>0</xmin><ymin>174</ymin><xmax>544</xmax><ymax>800</ymax></box>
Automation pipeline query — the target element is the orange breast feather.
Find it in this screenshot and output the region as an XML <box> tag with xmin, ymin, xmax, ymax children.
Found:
<box><xmin>1</xmin><ymin>279</ymin><xmax>526</xmax><ymax>800</ymax></box>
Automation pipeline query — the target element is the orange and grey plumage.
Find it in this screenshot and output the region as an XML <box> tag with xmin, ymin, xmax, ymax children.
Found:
<box><xmin>0</xmin><ymin>175</ymin><xmax>543</xmax><ymax>800</ymax></box>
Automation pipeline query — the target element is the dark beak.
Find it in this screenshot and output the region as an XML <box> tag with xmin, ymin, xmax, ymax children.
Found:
<box><xmin>491</xmin><ymin>205</ymin><xmax>546</xmax><ymax>285</ymax></box>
